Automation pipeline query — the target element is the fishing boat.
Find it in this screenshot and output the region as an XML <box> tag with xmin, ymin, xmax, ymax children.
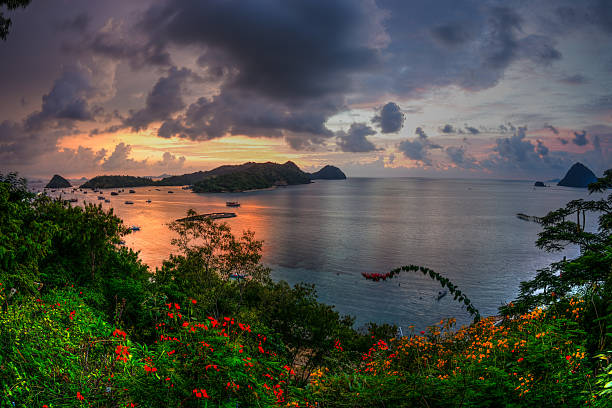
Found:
<box><xmin>104</xmin><ymin>199</ymin><xmax>110</xmax><ymax>203</ymax></box>
<box><xmin>129</xmin><ymin>190</ymin><xmax>136</xmax><ymax>194</ymax></box>
<box><xmin>124</xmin><ymin>201</ymin><xmax>134</xmax><ymax>205</ymax></box>
<box><xmin>110</xmin><ymin>191</ymin><xmax>119</xmax><ymax>196</ymax></box>
<box><xmin>129</xmin><ymin>226</ymin><xmax>141</xmax><ymax>231</ymax></box>
<box><xmin>226</xmin><ymin>201</ymin><xmax>241</xmax><ymax>207</ymax></box>
<box><xmin>98</xmin><ymin>196</ymin><xmax>105</xmax><ymax>200</ymax></box>
<box><xmin>167</xmin><ymin>190</ymin><xmax>174</xmax><ymax>193</ymax></box>
<box><xmin>146</xmin><ymin>199</ymin><xmax>152</xmax><ymax>203</ymax></box>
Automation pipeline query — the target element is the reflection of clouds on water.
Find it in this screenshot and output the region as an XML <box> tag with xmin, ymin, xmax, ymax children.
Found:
<box><xmin>41</xmin><ymin>179</ymin><xmax>592</xmax><ymax>331</ymax></box>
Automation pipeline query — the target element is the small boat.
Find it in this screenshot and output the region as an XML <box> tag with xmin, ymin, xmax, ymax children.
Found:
<box><xmin>128</xmin><ymin>226</ymin><xmax>140</xmax><ymax>231</ymax></box>
<box><xmin>110</xmin><ymin>192</ymin><xmax>119</xmax><ymax>196</ymax></box>
<box><xmin>83</xmin><ymin>191</ymin><xmax>87</xmax><ymax>194</ymax></box>
<box><xmin>124</xmin><ymin>201</ymin><xmax>134</xmax><ymax>205</ymax></box>
<box><xmin>437</xmin><ymin>290</ymin><xmax>447</xmax><ymax>301</ymax></box>
<box><xmin>167</xmin><ymin>191</ymin><xmax>174</xmax><ymax>194</ymax></box>
<box><xmin>226</xmin><ymin>201</ymin><xmax>241</xmax><ymax>207</ymax></box>
<box><xmin>67</xmin><ymin>198</ymin><xmax>78</xmax><ymax>203</ymax></box>
<box><xmin>155</xmin><ymin>188</ymin><xmax>161</xmax><ymax>191</ymax></box>
<box><xmin>104</xmin><ymin>199</ymin><xmax>110</xmax><ymax>203</ymax></box>
<box><xmin>146</xmin><ymin>199</ymin><xmax>152</xmax><ymax>203</ymax></box>
<box><xmin>98</xmin><ymin>196</ymin><xmax>105</xmax><ymax>200</ymax></box>
<box><xmin>129</xmin><ymin>190</ymin><xmax>136</xmax><ymax>194</ymax></box>
<box><xmin>181</xmin><ymin>186</ymin><xmax>192</xmax><ymax>190</ymax></box>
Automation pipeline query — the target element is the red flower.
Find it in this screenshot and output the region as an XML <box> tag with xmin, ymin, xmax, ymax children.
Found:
<box><xmin>420</xmin><ymin>331</ymin><xmax>425</xmax><ymax>335</ymax></box>
<box><xmin>566</xmin><ymin>355</ymin><xmax>571</xmax><ymax>360</ymax></box>
<box><xmin>518</xmin><ymin>357</ymin><xmax>524</xmax><ymax>362</ymax></box>
<box><xmin>76</xmin><ymin>391</ymin><xmax>84</xmax><ymax>401</ymax></box>
<box><xmin>191</xmin><ymin>299</ymin><xmax>197</xmax><ymax>304</ymax></box>
<box><xmin>193</xmin><ymin>388</ymin><xmax>209</xmax><ymax>398</ymax></box>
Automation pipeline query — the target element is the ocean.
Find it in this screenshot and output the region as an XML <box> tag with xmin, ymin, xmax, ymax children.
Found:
<box><xmin>42</xmin><ymin>178</ymin><xmax>599</xmax><ymax>331</ymax></box>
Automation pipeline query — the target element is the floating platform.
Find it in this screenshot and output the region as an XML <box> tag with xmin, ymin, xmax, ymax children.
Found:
<box><xmin>176</xmin><ymin>212</ymin><xmax>237</xmax><ymax>222</ymax></box>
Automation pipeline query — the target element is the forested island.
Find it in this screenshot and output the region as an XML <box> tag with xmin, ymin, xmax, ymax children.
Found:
<box><xmin>1</xmin><ymin>169</ymin><xmax>611</xmax><ymax>407</ymax></box>
<box><xmin>80</xmin><ymin>161</ymin><xmax>346</xmax><ymax>192</ymax></box>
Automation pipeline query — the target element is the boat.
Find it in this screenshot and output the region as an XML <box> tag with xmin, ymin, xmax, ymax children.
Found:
<box><xmin>226</xmin><ymin>201</ymin><xmax>241</xmax><ymax>207</ymax></box>
<box><xmin>67</xmin><ymin>198</ymin><xmax>78</xmax><ymax>203</ymax></box>
<box><xmin>437</xmin><ymin>290</ymin><xmax>447</xmax><ymax>301</ymax></box>
<box><xmin>128</xmin><ymin>226</ymin><xmax>141</xmax><ymax>231</ymax></box>
<box><xmin>155</xmin><ymin>188</ymin><xmax>161</xmax><ymax>191</ymax></box>
<box><xmin>83</xmin><ymin>191</ymin><xmax>87</xmax><ymax>194</ymax></box>
<box><xmin>181</xmin><ymin>186</ymin><xmax>192</xmax><ymax>190</ymax></box>
<box><xmin>146</xmin><ymin>199</ymin><xmax>152</xmax><ymax>203</ymax></box>
<box><xmin>167</xmin><ymin>191</ymin><xmax>174</xmax><ymax>193</ymax></box>
<box><xmin>98</xmin><ymin>196</ymin><xmax>105</xmax><ymax>200</ymax></box>
<box><xmin>129</xmin><ymin>190</ymin><xmax>136</xmax><ymax>194</ymax></box>
<box><xmin>110</xmin><ymin>192</ymin><xmax>119</xmax><ymax>196</ymax></box>
<box><xmin>124</xmin><ymin>201</ymin><xmax>134</xmax><ymax>205</ymax></box>
<box><xmin>104</xmin><ymin>199</ymin><xmax>110</xmax><ymax>203</ymax></box>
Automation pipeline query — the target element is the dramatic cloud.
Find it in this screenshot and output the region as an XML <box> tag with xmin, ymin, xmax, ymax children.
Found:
<box><xmin>445</xmin><ymin>146</ymin><xmax>479</xmax><ymax>169</ymax></box>
<box><xmin>465</xmin><ymin>126</ymin><xmax>480</xmax><ymax>135</ymax></box>
<box><xmin>372</xmin><ymin>102</ymin><xmax>404</xmax><ymax>133</ymax></box>
<box><xmin>572</xmin><ymin>131</ymin><xmax>588</xmax><ymax>146</ymax></box>
<box><xmin>398</xmin><ymin>127</ymin><xmax>442</xmax><ymax>166</ymax></box>
<box><xmin>124</xmin><ymin>67</ymin><xmax>195</xmax><ymax>132</ymax></box>
<box><xmin>441</xmin><ymin>124</ymin><xmax>456</xmax><ymax>133</ymax></box>
<box><xmin>25</xmin><ymin>65</ymin><xmax>95</xmax><ymax>130</ymax></box>
<box><xmin>336</xmin><ymin>123</ymin><xmax>380</xmax><ymax>153</ymax></box>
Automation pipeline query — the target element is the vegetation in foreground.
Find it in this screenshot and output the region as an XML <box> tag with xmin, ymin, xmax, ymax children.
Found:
<box><xmin>0</xmin><ymin>170</ymin><xmax>610</xmax><ymax>407</ymax></box>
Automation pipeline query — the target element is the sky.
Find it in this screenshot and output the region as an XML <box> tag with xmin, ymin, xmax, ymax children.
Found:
<box><xmin>0</xmin><ymin>0</ymin><xmax>611</xmax><ymax>180</ymax></box>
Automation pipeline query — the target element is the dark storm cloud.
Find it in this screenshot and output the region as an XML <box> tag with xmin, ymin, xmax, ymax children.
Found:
<box><xmin>398</xmin><ymin>127</ymin><xmax>442</xmax><ymax>165</ymax></box>
<box><xmin>371</xmin><ymin>102</ymin><xmax>405</xmax><ymax>133</ymax></box>
<box><xmin>336</xmin><ymin>123</ymin><xmax>380</xmax><ymax>153</ymax></box>
<box><xmin>445</xmin><ymin>146</ymin><xmax>479</xmax><ymax>169</ymax></box>
<box><xmin>465</xmin><ymin>126</ymin><xmax>480</xmax><ymax>135</ymax></box>
<box><xmin>124</xmin><ymin>67</ymin><xmax>194</xmax><ymax>132</ymax></box>
<box><xmin>441</xmin><ymin>124</ymin><xmax>456</xmax><ymax>133</ymax></box>
<box><xmin>24</xmin><ymin>66</ymin><xmax>95</xmax><ymax>130</ymax></box>
<box><xmin>544</xmin><ymin>124</ymin><xmax>559</xmax><ymax>135</ymax></box>
<box><xmin>572</xmin><ymin>131</ymin><xmax>589</xmax><ymax>146</ymax></box>
<box><xmin>134</xmin><ymin>0</ymin><xmax>386</xmax><ymax>147</ymax></box>
<box><xmin>431</xmin><ymin>22</ymin><xmax>474</xmax><ymax>47</ymax></box>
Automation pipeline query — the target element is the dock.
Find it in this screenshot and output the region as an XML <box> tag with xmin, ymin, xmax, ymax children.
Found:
<box><xmin>176</xmin><ymin>212</ymin><xmax>237</xmax><ymax>222</ymax></box>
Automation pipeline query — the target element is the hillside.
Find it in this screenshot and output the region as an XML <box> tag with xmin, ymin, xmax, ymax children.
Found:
<box><xmin>192</xmin><ymin>161</ymin><xmax>311</xmax><ymax>192</ymax></box>
<box><xmin>80</xmin><ymin>162</ymin><xmax>345</xmax><ymax>190</ymax></box>
<box><xmin>45</xmin><ymin>174</ymin><xmax>71</xmax><ymax>188</ymax></box>
<box><xmin>557</xmin><ymin>162</ymin><xmax>597</xmax><ymax>188</ymax></box>
<box><xmin>80</xmin><ymin>175</ymin><xmax>155</xmax><ymax>189</ymax></box>
<box><xmin>310</xmin><ymin>165</ymin><xmax>346</xmax><ymax>180</ymax></box>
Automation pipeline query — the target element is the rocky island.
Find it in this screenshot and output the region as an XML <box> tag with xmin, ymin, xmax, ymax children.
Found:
<box><xmin>45</xmin><ymin>174</ymin><xmax>71</xmax><ymax>189</ymax></box>
<box><xmin>557</xmin><ymin>162</ymin><xmax>598</xmax><ymax>188</ymax></box>
<box><xmin>79</xmin><ymin>161</ymin><xmax>346</xmax><ymax>192</ymax></box>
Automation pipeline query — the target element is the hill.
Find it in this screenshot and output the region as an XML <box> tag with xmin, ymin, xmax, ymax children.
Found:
<box><xmin>310</xmin><ymin>165</ymin><xmax>346</xmax><ymax>180</ymax></box>
<box><xmin>192</xmin><ymin>161</ymin><xmax>311</xmax><ymax>192</ymax></box>
<box><xmin>79</xmin><ymin>162</ymin><xmax>346</xmax><ymax>190</ymax></box>
<box><xmin>557</xmin><ymin>162</ymin><xmax>597</xmax><ymax>188</ymax></box>
<box><xmin>45</xmin><ymin>174</ymin><xmax>71</xmax><ymax>189</ymax></box>
<box><xmin>80</xmin><ymin>175</ymin><xmax>155</xmax><ymax>189</ymax></box>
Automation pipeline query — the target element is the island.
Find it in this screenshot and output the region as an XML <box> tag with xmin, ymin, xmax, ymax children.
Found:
<box><xmin>79</xmin><ymin>161</ymin><xmax>346</xmax><ymax>192</ymax></box>
<box><xmin>310</xmin><ymin>165</ymin><xmax>347</xmax><ymax>180</ymax></box>
<box><xmin>557</xmin><ymin>162</ymin><xmax>598</xmax><ymax>188</ymax></box>
<box><xmin>45</xmin><ymin>174</ymin><xmax>71</xmax><ymax>189</ymax></box>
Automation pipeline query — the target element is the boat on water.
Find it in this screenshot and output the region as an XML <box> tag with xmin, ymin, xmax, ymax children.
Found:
<box><xmin>181</xmin><ymin>186</ymin><xmax>192</xmax><ymax>190</ymax></box>
<box><xmin>110</xmin><ymin>191</ymin><xmax>119</xmax><ymax>196</ymax></box>
<box><xmin>146</xmin><ymin>199</ymin><xmax>152</xmax><ymax>203</ymax></box>
<box><xmin>124</xmin><ymin>201</ymin><xmax>134</xmax><ymax>205</ymax></box>
<box><xmin>104</xmin><ymin>199</ymin><xmax>110</xmax><ymax>203</ymax></box>
<box><xmin>98</xmin><ymin>196</ymin><xmax>105</xmax><ymax>200</ymax></box>
<box><xmin>167</xmin><ymin>190</ymin><xmax>174</xmax><ymax>193</ymax></box>
<box><xmin>67</xmin><ymin>198</ymin><xmax>78</xmax><ymax>203</ymax></box>
<box><xmin>129</xmin><ymin>226</ymin><xmax>141</xmax><ymax>231</ymax></box>
<box><xmin>129</xmin><ymin>190</ymin><xmax>136</xmax><ymax>194</ymax></box>
<box><xmin>226</xmin><ymin>201</ymin><xmax>241</xmax><ymax>207</ymax></box>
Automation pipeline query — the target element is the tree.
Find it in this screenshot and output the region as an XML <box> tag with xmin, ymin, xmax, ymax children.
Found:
<box><xmin>1</xmin><ymin>0</ymin><xmax>31</xmax><ymax>40</ymax></box>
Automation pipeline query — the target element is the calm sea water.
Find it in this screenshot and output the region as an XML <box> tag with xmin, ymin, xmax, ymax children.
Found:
<box><xmin>42</xmin><ymin>178</ymin><xmax>599</xmax><ymax>331</ymax></box>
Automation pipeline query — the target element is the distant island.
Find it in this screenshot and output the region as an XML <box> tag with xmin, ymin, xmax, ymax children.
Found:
<box><xmin>45</xmin><ymin>174</ymin><xmax>71</xmax><ymax>189</ymax></box>
<box><xmin>80</xmin><ymin>162</ymin><xmax>346</xmax><ymax>192</ymax></box>
<box><xmin>557</xmin><ymin>162</ymin><xmax>597</xmax><ymax>188</ymax></box>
